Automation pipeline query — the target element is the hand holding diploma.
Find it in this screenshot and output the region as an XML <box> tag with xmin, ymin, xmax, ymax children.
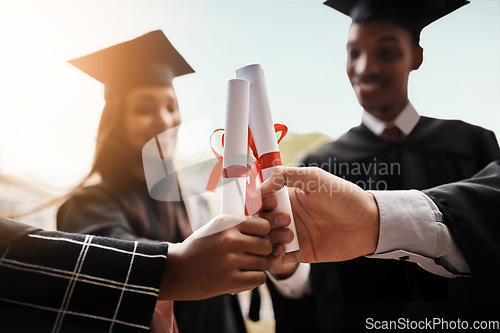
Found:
<box><xmin>261</xmin><ymin>166</ymin><xmax>380</xmax><ymax>266</ymax></box>
<box><xmin>167</xmin><ymin>215</ymin><xmax>273</xmax><ymax>300</ymax></box>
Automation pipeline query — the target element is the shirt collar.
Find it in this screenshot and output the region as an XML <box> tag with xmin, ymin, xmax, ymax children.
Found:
<box><xmin>361</xmin><ymin>102</ymin><xmax>420</xmax><ymax>137</ymax></box>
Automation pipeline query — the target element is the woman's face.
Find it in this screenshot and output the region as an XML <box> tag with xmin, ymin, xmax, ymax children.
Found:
<box><xmin>125</xmin><ymin>85</ymin><xmax>180</xmax><ymax>156</ymax></box>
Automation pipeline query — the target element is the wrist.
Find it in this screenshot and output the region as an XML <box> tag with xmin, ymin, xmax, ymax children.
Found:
<box><xmin>363</xmin><ymin>192</ymin><xmax>380</xmax><ymax>255</ymax></box>
<box><xmin>159</xmin><ymin>242</ymin><xmax>182</xmax><ymax>300</ymax></box>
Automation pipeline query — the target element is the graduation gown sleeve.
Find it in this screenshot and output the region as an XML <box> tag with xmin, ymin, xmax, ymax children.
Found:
<box><xmin>0</xmin><ymin>217</ymin><xmax>169</xmax><ymax>332</ymax></box>
<box><xmin>0</xmin><ymin>217</ymin><xmax>41</xmax><ymax>245</ymax></box>
<box><xmin>423</xmin><ymin>160</ymin><xmax>500</xmax><ymax>298</ymax></box>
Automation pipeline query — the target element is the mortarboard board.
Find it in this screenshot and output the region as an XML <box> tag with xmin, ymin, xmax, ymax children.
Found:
<box><xmin>69</xmin><ymin>30</ymin><xmax>194</xmax><ymax>96</ymax></box>
<box><xmin>324</xmin><ymin>0</ymin><xmax>469</xmax><ymax>43</ymax></box>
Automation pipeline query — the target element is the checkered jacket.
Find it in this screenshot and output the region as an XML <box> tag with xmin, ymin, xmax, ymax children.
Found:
<box><xmin>0</xmin><ymin>218</ymin><xmax>168</xmax><ymax>332</ymax></box>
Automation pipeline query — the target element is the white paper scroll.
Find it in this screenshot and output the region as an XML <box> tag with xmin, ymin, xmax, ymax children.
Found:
<box><xmin>236</xmin><ymin>64</ymin><xmax>300</xmax><ymax>253</ymax></box>
<box><xmin>220</xmin><ymin>79</ymin><xmax>250</xmax><ymax>216</ymax></box>
<box><xmin>194</xmin><ymin>79</ymin><xmax>250</xmax><ymax>240</ymax></box>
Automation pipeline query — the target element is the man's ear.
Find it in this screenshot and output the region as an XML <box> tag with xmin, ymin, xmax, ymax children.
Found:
<box><xmin>412</xmin><ymin>46</ymin><xmax>424</xmax><ymax>70</ymax></box>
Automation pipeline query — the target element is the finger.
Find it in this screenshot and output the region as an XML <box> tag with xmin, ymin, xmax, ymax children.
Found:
<box><xmin>239</xmin><ymin>216</ymin><xmax>271</xmax><ymax>236</ymax></box>
<box><xmin>261</xmin><ymin>166</ymin><xmax>321</xmax><ymax>196</ymax></box>
<box><xmin>228</xmin><ymin>271</ymin><xmax>267</xmax><ymax>294</ymax></box>
<box><xmin>238</xmin><ymin>254</ymin><xmax>269</xmax><ymax>271</ymax></box>
<box><xmin>266</xmin><ymin>248</ymin><xmax>285</xmax><ymax>273</ymax></box>
<box><xmin>272</xmin><ymin>244</ymin><xmax>286</xmax><ymax>258</ymax></box>
<box><xmin>239</xmin><ymin>234</ymin><xmax>273</xmax><ymax>256</ymax></box>
<box><xmin>258</xmin><ymin>211</ymin><xmax>290</xmax><ymax>230</ymax></box>
<box><xmin>259</xmin><ymin>168</ymin><xmax>287</xmax><ymax>197</ymax></box>
<box><xmin>261</xmin><ymin>194</ymin><xmax>277</xmax><ymax>211</ymax></box>
<box><xmin>269</xmin><ymin>246</ymin><xmax>299</xmax><ymax>266</ymax></box>
<box><xmin>269</xmin><ymin>228</ymin><xmax>294</xmax><ymax>246</ymax></box>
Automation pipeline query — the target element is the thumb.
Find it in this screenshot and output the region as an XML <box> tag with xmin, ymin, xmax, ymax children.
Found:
<box><xmin>259</xmin><ymin>166</ymin><xmax>309</xmax><ymax>197</ymax></box>
<box><xmin>259</xmin><ymin>168</ymin><xmax>286</xmax><ymax>197</ymax></box>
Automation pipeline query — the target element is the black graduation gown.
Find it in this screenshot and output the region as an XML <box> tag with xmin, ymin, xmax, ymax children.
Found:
<box><xmin>424</xmin><ymin>160</ymin><xmax>500</xmax><ymax>301</ymax></box>
<box><xmin>286</xmin><ymin>117</ymin><xmax>500</xmax><ymax>332</ymax></box>
<box><xmin>57</xmin><ymin>184</ymin><xmax>247</xmax><ymax>333</ymax></box>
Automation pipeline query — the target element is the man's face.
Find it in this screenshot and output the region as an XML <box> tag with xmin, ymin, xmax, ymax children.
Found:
<box><xmin>346</xmin><ymin>20</ymin><xmax>422</xmax><ymax>121</ymax></box>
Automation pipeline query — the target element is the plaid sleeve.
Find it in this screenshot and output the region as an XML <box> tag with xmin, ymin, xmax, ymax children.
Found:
<box><xmin>0</xmin><ymin>229</ymin><xmax>168</xmax><ymax>332</ymax></box>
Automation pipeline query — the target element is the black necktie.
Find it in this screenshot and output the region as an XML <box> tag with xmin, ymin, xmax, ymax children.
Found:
<box><xmin>248</xmin><ymin>287</ymin><xmax>261</xmax><ymax>321</ymax></box>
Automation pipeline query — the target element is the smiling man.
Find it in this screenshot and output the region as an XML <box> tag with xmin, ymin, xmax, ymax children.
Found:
<box><xmin>267</xmin><ymin>0</ymin><xmax>500</xmax><ymax>332</ymax></box>
<box><xmin>346</xmin><ymin>20</ymin><xmax>423</xmax><ymax>122</ymax></box>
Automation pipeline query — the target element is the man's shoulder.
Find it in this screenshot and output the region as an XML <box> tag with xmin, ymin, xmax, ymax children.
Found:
<box><xmin>408</xmin><ymin>116</ymin><xmax>500</xmax><ymax>158</ymax></box>
<box><xmin>418</xmin><ymin>116</ymin><xmax>494</xmax><ymax>135</ymax></box>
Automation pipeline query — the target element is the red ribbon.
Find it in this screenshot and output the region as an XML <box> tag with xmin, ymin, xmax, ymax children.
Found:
<box><xmin>206</xmin><ymin>129</ymin><xmax>225</xmax><ymax>193</ymax></box>
<box><xmin>274</xmin><ymin>123</ymin><xmax>288</xmax><ymax>143</ymax></box>
<box><xmin>206</xmin><ymin>124</ymin><xmax>288</xmax><ymax>215</ymax></box>
<box><xmin>223</xmin><ymin>165</ymin><xmax>251</xmax><ymax>178</ymax></box>
<box><xmin>248</xmin><ymin>124</ymin><xmax>287</xmax><ymax>182</ymax></box>
<box><xmin>259</xmin><ymin>152</ymin><xmax>283</xmax><ymax>169</ymax></box>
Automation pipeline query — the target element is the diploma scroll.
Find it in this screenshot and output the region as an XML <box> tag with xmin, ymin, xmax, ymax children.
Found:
<box><xmin>220</xmin><ymin>79</ymin><xmax>250</xmax><ymax>216</ymax></box>
<box><xmin>236</xmin><ymin>64</ymin><xmax>300</xmax><ymax>253</ymax></box>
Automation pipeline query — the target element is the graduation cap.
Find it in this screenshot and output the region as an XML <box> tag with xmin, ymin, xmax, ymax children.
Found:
<box><xmin>69</xmin><ymin>30</ymin><xmax>194</xmax><ymax>96</ymax></box>
<box><xmin>324</xmin><ymin>0</ymin><xmax>469</xmax><ymax>43</ymax></box>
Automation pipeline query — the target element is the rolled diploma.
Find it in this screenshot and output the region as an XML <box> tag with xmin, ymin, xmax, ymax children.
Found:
<box><xmin>194</xmin><ymin>79</ymin><xmax>250</xmax><ymax>240</ymax></box>
<box><xmin>221</xmin><ymin>79</ymin><xmax>250</xmax><ymax>216</ymax></box>
<box><xmin>236</xmin><ymin>64</ymin><xmax>300</xmax><ymax>252</ymax></box>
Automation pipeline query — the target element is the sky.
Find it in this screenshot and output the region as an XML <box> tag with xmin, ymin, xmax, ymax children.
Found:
<box><xmin>0</xmin><ymin>0</ymin><xmax>499</xmax><ymax>188</ymax></box>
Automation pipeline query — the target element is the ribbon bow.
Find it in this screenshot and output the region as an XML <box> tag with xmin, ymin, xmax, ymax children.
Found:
<box><xmin>206</xmin><ymin>124</ymin><xmax>288</xmax><ymax>215</ymax></box>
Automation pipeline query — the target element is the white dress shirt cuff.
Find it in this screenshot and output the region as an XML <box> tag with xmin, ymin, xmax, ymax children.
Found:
<box><xmin>366</xmin><ymin>190</ymin><xmax>471</xmax><ymax>278</ymax></box>
<box><xmin>266</xmin><ymin>263</ymin><xmax>312</xmax><ymax>299</ymax></box>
